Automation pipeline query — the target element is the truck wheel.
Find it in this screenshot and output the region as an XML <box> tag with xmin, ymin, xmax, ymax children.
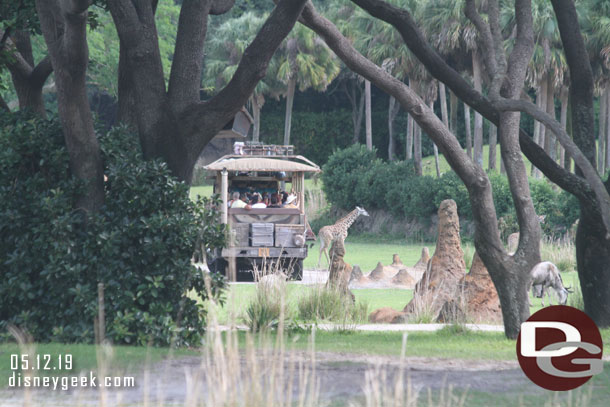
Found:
<box><xmin>289</xmin><ymin>259</ymin><xmax>303</xmax><ymax>281</ymax></box>
<box><xmin>207</xmin><ymin>256</ymin><xmax>227</xmax><ymax>275</ymax></box>
<box><xmin>236</xmin><ymin>258</ymin><xmax>256</xmax><ymax>282</ymax></box>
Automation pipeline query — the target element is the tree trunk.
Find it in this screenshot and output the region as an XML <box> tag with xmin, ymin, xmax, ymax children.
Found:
<box><xmin>414</xmin><ymin>122</ymin><xmax>422</xmax><ymax>175</ymax></box>
<box><xmin>488</xmin><ymin>124</ymin><xmax>497</xmax><ymax>171</ymax></box>
<box><xmin>252</xmin><ymin>95</ymin><xmax>261</xmax><ymax>142</ymax></box>
<box><xmin>117</xmin><ymin>42</ymin><xmax>138</xmax><ymax>126</ymax></box>
<box><xmin>345</xmin><ymin>78</ymin><xmax>365</xmax><ymax>143</ymax></box>
<box><xmin>538</xmin><ymin>76</ymin><xmax>548</xmax><ymax>173</ymax></box>
<box><xmin>430</xmin><ymin>100</ymin><xmax>441</xmax><ymax>177</ymax></box>
<box><xmin>388</xmin><ymin>95</ymin><xmax>400</xmax><ymax>160</ymax></box>
<box><xmin>6</xmin><ymin>31</ymin><xmax>53</xmax><ymax>117</ymax></box>
<box><xmin>449</xmin><ymin>90</ymin><xmax>458</xmax><ymax>134</ymax></box>
<box><xmin>559</xmin><ymin>86</ymin><xmax>569</xmax><ymax>168</ymax></box>
<box><xmin>598</xmin><ymin>88</ymin><xmax>606</xmax><ymax>174</ymax></box>
<box><xmin>500</xmin><ymin>152</ymin><xmax>506</xmax><ymax>174</ymax></box>
<box><xmin>365</xmin><ymin>79</ymin><xmax>372</xmax><ymax>150</ymax></box>
<box><xmin>36</xmin><ymin>0</ymin><xmax>104</xmax><ymax>214</ymax></box>
<box><xmin>531</xmin><ymin>83</ymin><xmax>542</xmax><ymax>176</ymax></box>
<box><xmin>283</xmin><ymin>77</ymin><xmax>296</xmax><ymax>146</ymax></box>
<box><xmin>544</xmin><ymin>75</ymin><xmax>556</xmax><ymax>161</ymax></box>
<box><xmin>605</xmin><ymin>88</ymin><xmax>610</xmax><ymax>174</ymax></box>
<box><xmin>565</xmin><ymin>94</ymin><xmax>573</xmax><ymax>171</ymax></box>
<box><xmin>464</xmin><ymin>103</ymin><xmax>473</xmax><ymax>159</ymax></box>
<box><xmin>406</xmin><ymin>114</ymin><xmax>413</xmax><ymax>160</ymax></box>
<box><xmin>411</xmin><ymin>79</ymin><xmax>422</xmax><ymax>175</ymax></box>
<box><xmin>472</xmin><ymin>50</ymin><xmax>483</xmax><ymax>167</ymax></box>
<box><xmin>550</xmin><ymin>0</ymin><xmax>610</xmax><ymax>328</ymax></box>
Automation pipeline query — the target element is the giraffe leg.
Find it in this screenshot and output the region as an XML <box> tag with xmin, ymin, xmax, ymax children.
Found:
<box><xmin>317</xmin><ymin>239</ymin><xmax>326</xmax><ymax>269</ymax></box>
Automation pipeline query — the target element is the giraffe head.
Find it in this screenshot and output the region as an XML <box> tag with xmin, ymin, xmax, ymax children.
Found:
<box><xmin>356</xmin><ymin>206</ymin><xmax>369</xmax><ymax>217</ymax></box>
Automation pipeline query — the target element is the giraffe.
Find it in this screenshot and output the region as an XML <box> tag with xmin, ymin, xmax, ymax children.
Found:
<box><xmin>317</xmin><ymin>207</ymin><xmax>369</xmax><ymax>268</ymax></box>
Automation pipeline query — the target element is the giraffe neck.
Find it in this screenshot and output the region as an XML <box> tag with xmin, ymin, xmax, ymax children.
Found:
<box><xmin>336</xmin><ymin>209</ymin><xmax>360</xmax><ymax>232</ymax></box>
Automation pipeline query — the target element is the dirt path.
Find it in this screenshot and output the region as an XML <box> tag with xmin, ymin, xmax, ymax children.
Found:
<box><xmin>0</xmin><ymin>351</ymin><xmax>544</xmax><ymax>406</ymax></box>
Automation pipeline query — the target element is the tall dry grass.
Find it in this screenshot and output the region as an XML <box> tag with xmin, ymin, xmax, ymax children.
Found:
<box><xmin>540</xmin><ymin>236</ymin><xmax>576</xmax><ymax>272</ymax></box>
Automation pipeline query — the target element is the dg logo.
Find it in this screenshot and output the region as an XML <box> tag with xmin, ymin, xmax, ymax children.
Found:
<box><xmin>517</xmin><ymin>305</ymin><xmax>604</xmax><ymax>391</ymax></box>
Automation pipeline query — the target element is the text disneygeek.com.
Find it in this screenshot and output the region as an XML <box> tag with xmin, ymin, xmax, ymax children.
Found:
<box><xmin>9</xmin><ymin>371</ymin><xmax>136</xmax><ymax>390</ymax></box>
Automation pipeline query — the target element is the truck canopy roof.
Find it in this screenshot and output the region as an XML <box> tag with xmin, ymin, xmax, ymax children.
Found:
<box><xmin>204</xmin><ymin>155</ymin><xmax>321</xmax><ymax>173</ymax></box>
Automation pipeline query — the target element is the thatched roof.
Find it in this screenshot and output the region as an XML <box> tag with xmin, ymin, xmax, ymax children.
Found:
<box><xmin>204</xmin><ymin>155</ymin><xmax>321</xmax><ymax>173</ymax></box>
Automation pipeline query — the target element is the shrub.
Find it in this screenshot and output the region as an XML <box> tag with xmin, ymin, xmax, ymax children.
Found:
<box><xmin>297</xmin><ymin>286</ymin><xmax>368</xmax><ymax>323</ymax></box>
<box><xmin>322</xmin><ymin>144</ymin><xmax>378</xmax><ymax>210</ymax></box>
<box><xmin>0</xmin><ymin>112</ymin><xmax>226</xmax><ymax>345</ymax></box>
<box><xmin>321</xmin><ymin>146</ymin><xmax>576</xmax><ymax>237</ymax></box>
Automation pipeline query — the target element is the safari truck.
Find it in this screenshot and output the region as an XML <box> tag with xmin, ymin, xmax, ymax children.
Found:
<box><xmin>204</xmin><ymin>144</ymin><xmax>320</xmax><ymax>281</ymax></box>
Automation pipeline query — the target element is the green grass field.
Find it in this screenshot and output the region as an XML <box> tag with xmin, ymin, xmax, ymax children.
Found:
<box><xmin>305</xmin><ymin>238</ymin><xmax>437</xmax><ymax>272</ymax></box>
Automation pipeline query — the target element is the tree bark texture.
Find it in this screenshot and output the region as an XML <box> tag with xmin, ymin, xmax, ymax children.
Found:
<box><xmin>488</xmin><ymin>124</ymin><xmax>497</xmax><ymax>171</ymax></box>
<box><xmin>35</xmin><ymin>0</ymin><xmax>104</xmax><ymax>214</ymax></box>
<box><xmin>108</xmin><ymin>0</ymin><xmax>309</xmax><ymax>182</ymax></box>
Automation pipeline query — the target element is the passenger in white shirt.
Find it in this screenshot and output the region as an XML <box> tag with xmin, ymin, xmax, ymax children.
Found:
<box><xmin>251</xmin><ymin>194</ymin><xmax>267</xmax><ymax>208</ymax></box>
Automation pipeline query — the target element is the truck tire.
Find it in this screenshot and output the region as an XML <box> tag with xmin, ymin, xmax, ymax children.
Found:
<box><xmin>207</xmin><ymin>255</ymin><xmax>227</xmax><ymax>275</ymax></box>
<box><xmin>289</xmin><ymin>259</ymin><xmax>304</xmax><ymax>281</ymax></box>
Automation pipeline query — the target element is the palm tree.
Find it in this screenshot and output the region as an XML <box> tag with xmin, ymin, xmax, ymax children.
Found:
<box><xmin>422</xmin><ymin>0</ymin><xmax>480</xmax><ymax>163</ymax></box>
<box><xmin>204</xmin><ymin>12</ymin><xmax>281</xmax><ymax>142</ymax></box>
<box><xmin>583</xmin><ymin>0</ymin><xmax>610</xmax><ymax>172</ymax></box>
<box><xmin>276</xmin><ymin>24</ymin><xmax>340</xmax><ymax>146</ymax></box>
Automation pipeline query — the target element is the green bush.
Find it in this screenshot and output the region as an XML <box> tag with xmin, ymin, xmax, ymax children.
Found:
<box><xmin>0</xmin><ymin>112</ymin><xmax>226</xmax><ymax>346</ymax></box>
<box><xmin>321</xmin><ymin>145</ymin><xmax>576</xmax><ymax>236</ymax></box>
<box><xmin>321</xmin><ymin>144</ymin><xmax>378</xmax><ymax>210</ymax></box>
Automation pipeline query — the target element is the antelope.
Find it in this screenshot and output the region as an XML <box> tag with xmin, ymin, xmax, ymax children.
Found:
<box><xmin>529</xmin><ymin>261</ymin><xmax>573</xmax><ymax>306</ymax></box>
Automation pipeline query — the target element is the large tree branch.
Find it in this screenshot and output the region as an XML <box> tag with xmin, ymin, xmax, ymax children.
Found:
<box><xmin>210</xmin><ymin>0</ymin><xmax>235</xmax><ymax>15</ymax></box>
<box><xmin>168</xmin><ymin>0</ymin><xmax>212</xmax><ymax>113</ymax></box>
<box><xmin>295</xmin><ymin>1</ymin><xmax>506</xmax><ymax>260</ymax></box>
<box><xmin>30</xmin><ymin>55</ymin><xmax>54</xmax><ymax>88</ymax></box>
<box><xmin>180</xmin><ymin>0</ymin><xmax>309</xmax><ymax>149</ymax></box>
<box><xmin>349</xmin><ymin>0</ymin><xmax>591</xmax><ymax>200</ymax></box>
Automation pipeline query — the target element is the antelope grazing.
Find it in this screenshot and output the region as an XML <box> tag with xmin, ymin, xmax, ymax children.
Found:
<box><xmin>529</xmin><ymin>261</ymin><xmax>573</xmax><ymax>306</ymax></box>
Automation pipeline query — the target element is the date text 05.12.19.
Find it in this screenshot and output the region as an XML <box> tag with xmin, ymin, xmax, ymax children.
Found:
<box><xmin>11</xmin><ymin>354</ymin><xmax>73</xmax><ymax>371</ymax></box>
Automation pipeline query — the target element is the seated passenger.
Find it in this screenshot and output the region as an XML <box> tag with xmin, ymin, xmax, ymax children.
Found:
<box><xmin>251</xmin><ymin>194</ymin><xmax>267</xmax><ymax>208</ymax></box>
<box><xmin>230</xmin><ymin>193</ymin><xmax>250</xmax><ymax>209</ymax></box>
<box><xmin>267</xmin><ymin>195</ymin><xmax>282</xmax><ymax>208</ymax></box>
<box><xmin>283</xmin><ymin>194</ymin><xmax>298</xmax><ymax>209</ymax></box>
